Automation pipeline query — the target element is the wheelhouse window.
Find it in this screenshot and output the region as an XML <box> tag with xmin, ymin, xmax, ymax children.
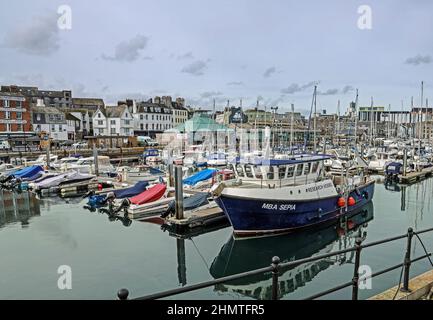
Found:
<box><xmin>235</xmin><ymin>164</ymin><xmax>245</xmax><ymax>177</ymax></box>
<box><xmin>279</xmin><ymin>166</ymin><xmax>287</xmax><ymax>179</ymax></box>
<box><xmin>245</xmin><ymin>165</ymin><xmax>254</xmax><ymax>178</ymax></box>
<box><xmin>312</xmin><ymin>162</ymin><xmax>319</xmax><ymax>173</ymax></box>
<box><xmin>267</xmin><ymin>166</ymin><xmax>274</xmax><ymax>179</ymax></box>
<box><xmin>296</xmin><ymin>164</ymin><xmax>304</xmax><ymax>176</ymax></box>
<box><xmin>287</xmin><ymin>165</ymin><xmax>295</xmax><ymax>177</ymax></box>
<box><xmin>254</xmin><ymin>165</ymin><xmax>262</xmax><ymax>179</ymax></box>
<box><xmin>303</xmin><ymin>163</ymin><xmax>311</xmax><ymax>175</ymax></box>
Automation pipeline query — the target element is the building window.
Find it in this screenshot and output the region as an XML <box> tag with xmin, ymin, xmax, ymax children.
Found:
<box><xmin>4</xmin><ymin>100</ymin><xmax>9</xmax><ymax>108</ymax></box>
<box><xmin>37</xmin><ymin>114</ymin><xmax>41</xmax><ymax>121</ymax></box>
<box><xmin>16</xmin><ymin>112</ymin><xmax>22</xmax><ymax>120</ymax></box>
<box><xmin>140</xmin><ymin>124</ymin><xmax>144</xmax><ymax>130</ymax></box>
<box><xmin>6</xmin><ymin>123</ymin><xmax>11</xmax><ymax>132</ymax></box>
<box><xmin>145</xmin><ymin>115</ymin><xmax>148</xmax><ymax>120</ymax></box>
<box><xmin>98</xmin><ymin>120</ymin><xmax>103</xmax><ymax>125</ymax></box>
<box><xmin>140</xmin><ymin>114</ymin><xmax>143</xmax><ymax>120</ymax></box>
<box><xmin>111</xmin><ymin>119</ymin><xmax>116</xmax><ymax>125</ymax></box>
<box><xmin>98</xmin><ymin>113</ymin><xmax>101</xmax><ymax>118</ymax></box>
<box><xmin>16</xmin><ymin>101</ymin><xmax>22</xmax><ymax>108</ymax></box>
<box><xmin>111</xmin><ymin>128</ymin><xmax>116</xmax><ymax>134</ymax></box>
<box><xmin>51</xmin><ymin>125</ymin><xmax>56</xmax><ymax>132</ymax></box>
<box><xmin>17</xmin><ymin>124</ymin><xmax>23</xmax><ymax>131</ymax></box>
<box><xmin>5</xmin><ymin>111</ymin><xmax>10</xmax><ymax>119</ymax></box>
<box><xmin>59</xmin><ymin>125</ymin><xmax>63</xmax><ymax>131</ymax></box>
<box><xmin>125</xmin><ymin>120</ymin><xmax>130</xmax><ymax>125</ymax></box>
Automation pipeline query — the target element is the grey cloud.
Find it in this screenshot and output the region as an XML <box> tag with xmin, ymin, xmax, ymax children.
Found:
<box><xmin>227</xmin><ymin>81</ymin><xmax>244</xmax><ymax>86</ymax></box>
<box><xmin>405</xmin><ymin>54</ymin><xmax>432</xmax><ymax>65</ymax></box>
<box><xmin>181</xmin><ymin>60</ymin><xmax>208</xmax><ymax>76</ymax></box>
<box><xmin>102</xmin><ymin>35</ymin><xmax>149</xmax><ymax>62</ymax></box>
<box><xmin>342</xmin><ymin>85</ymin><xmax>354</xmax><ymax>94</ymax></box>
<box><xmin>200</xmin><ymin>91</ymin><xmax>223</xmax><ymax>98</ymax></box>
<box><xmin>263</xmin><ymin>66</ymin><xmax>277</xmax><ymax>78</ymax></box>
<box><xmin>2</xmin><ymin>13</ymin><xmax>60</xmax><ymax>56</ymax></box>
<box><xmin>177</xmin><ymin>52</ymin><xmax>194</xmax><ymax>60</ymax></box>
<box><xmin>281</xmin><ymin>81</ymin><xmax>317</xmax><ymax>94</ymax></box>
<box><xmin>319</xmin><ymin>88</ymin><xmax>339</xmax><ymax>95</ymax></box>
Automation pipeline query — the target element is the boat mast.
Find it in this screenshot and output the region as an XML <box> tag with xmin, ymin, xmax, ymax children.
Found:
<box><xmin>354</xmin><ymin>89</ymin><xmax>359</xmax><ymax>148</ymax></box>
<box><xmin>313</xmin><ymin>85</ymin><xmax>317</xmax><ymax>153</ymax></box>
<box><xmin>387</xmin><ymin>104</ymin><xmax>391</xmax><ymax>140</ymax></box>
<box><xmin>370</xmin><ymin>96</ymin><xmax>374</xmax><ymax>146</ymax></box>
<box><xmin>290</xmin><ymin>103</ymin><xmax>294</xmax><ymax>154</ymax></box>
<box><xmin>337</xmin><ymin>100</ymin><xmax>340</xmax><ymax>146</ymax></box>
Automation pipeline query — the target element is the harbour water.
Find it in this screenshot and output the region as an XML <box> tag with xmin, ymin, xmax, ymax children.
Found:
<box><xmin>0</xmin><ymin>177</ymin><xmax>432</xmax><ymax>300</ymax></box>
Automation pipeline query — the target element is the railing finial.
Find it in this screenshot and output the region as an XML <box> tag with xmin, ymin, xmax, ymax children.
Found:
<box><xmin>117</xmin><ymin>288</ymin><xmax>129</xmax><ymax>300</ymax></box>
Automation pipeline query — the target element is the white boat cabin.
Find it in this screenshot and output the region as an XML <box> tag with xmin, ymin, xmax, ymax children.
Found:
<box><xmin>227</xmin><ymin>155</ymin><xmax>330</xmax><ymax>187</ymax></box>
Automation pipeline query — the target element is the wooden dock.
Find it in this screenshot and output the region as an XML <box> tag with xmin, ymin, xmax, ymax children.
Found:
<box><xmin>398</xmin><ymin>167</ymin><xmax>433</xmax><ymax>184</ymax></box>
<box><xmin>369</xmin><ymin>269</ymin><xmax>433</xmax><ymax>300</ymax></box>
<box><xmin>165</xmin><ymin>205</ymin><xmax>227</xmax><ymax>230</ymax></box>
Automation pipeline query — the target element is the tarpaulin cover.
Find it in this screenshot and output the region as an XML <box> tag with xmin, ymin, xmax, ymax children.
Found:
<box><xmin>113</xmin><ymin>181</ymin><xmax>149</xmax><ymax>199</ymax></box>
<box><xmin>183</xmin><ymin>168</ymin><xmax>217</xmax><ymax>186</ymax></box>
<box><xmin>129</xmin><ymin>183</ymin><xmax>166</xmax><ymax>205</ymax></box>
<box><xmin>21</xmin><ymin>171</ymin><xmax>44</xmax><ymax>182</ymax></box>
<box><xmin>162</xmin><ymin>192</ymin><xmax>210</xmax><ymax>218</ymax></box>
<box><xmin>87</xmin><ymin>194</ymin><xmax>106</xmax><ymax>207</ymax></box>
<box><xmin>11</xmin><ymin>165</ymin><xmax>44</xmax><ymax>179</ymax></box>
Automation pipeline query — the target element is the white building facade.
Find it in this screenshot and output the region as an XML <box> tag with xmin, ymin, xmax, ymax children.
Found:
<box><xmin>92</xmin><ymin>105</ymin><xmax>134</xmax><ymax>136</ymax></box>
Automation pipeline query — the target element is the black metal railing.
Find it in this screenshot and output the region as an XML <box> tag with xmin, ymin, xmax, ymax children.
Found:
<box><xmin>116</xmin><ymin>226</ymin><xmax>433</xmax><ymax>300</ymax></box>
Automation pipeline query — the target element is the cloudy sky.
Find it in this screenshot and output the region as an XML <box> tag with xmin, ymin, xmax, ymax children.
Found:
<box><xmin>0</xmin><ymin>0</ymin><xmax>432</xmax><ymax>114</ymax></box>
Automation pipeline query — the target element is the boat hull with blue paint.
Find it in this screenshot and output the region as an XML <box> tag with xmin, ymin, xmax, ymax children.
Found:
<box><xmin>214</xmin><ymin>180</ymin><xmax>375</xmax><ymax>237</ymax></box>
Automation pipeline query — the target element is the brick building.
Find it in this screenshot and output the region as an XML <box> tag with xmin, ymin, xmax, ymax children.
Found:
<box><xmin>0</xmin><ymin>87</ymin><xmax>32</xmax><ymax>138</ymax></box>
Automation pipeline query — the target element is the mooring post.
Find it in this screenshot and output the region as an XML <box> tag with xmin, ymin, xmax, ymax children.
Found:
<box><xmin>401</xmin><ymin>227</ymin><xmax>414</xmax><ymax>292</ymax></box>
<box><xmin>168</xmin><ymin>163</ymin><xmax>174</xmax><ymax>188</ymax></box>
<box><xmin>46</xmin><ymin>141</ymin><xmax>50</xmax><ymax>168</ymax></box>
<box><xmin>117</xmin><ymin>288</ymin><xmax>129</xmax><ymax>300</ymax></box>
<box><xmin>352</xmin><ymin>237</ymin><xmax>363</xmax><ymax>300</ymax></box>
<box><xmin>403</xmin><ymin>149</ymin><xmax>407</xmax><ymax>176</ymax></box>
<box><xmin>174</xmin><ymin>165</ymin><xmax>184</xmax><ymax>220</ymax></box>
<box><xmin>271</xmin><ymin>256</ymin><xmax>280</xmax><ymax>300</ymax></box>
<box><xmin>93</xmin><ymin>142</ymin><xmax>99</xmax><ymax>176</ymax></box>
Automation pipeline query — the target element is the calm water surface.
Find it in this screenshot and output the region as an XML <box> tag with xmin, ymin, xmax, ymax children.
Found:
<box><xmin>0</xmin><ymin>177</ymin><xmax>432</xmax><ymax>300</ymax></box>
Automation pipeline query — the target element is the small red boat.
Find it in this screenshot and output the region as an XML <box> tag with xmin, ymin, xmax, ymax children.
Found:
<box><xmin>129</xmin><ymin>183</ymin><xmax>167</xmax><ymax>205</ymax></box>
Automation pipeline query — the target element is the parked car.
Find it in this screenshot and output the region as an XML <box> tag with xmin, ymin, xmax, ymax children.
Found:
<box><xmin>137</xmin><ymin>136</ymin><xmax>159</xmax><ymax>147</ymax></box>
<box><xmin>60</xmin><ymin>140</ymin><xmax>74</xmax><ymax>147</ymax></box>
<box><xmin>0</xmin><ymin>141</ymin><xmax>11</xmax><ymax>150</ymax></box>
<box><xmin>72</xmin><ymin>141</ymin><xmax>88</xmax><ymax>149</ymax></box>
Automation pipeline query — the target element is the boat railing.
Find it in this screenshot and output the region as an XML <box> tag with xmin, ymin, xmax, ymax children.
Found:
<box><xmin>117</xmin><ymin>226</ymin><xmax>433</xmax><ymax>300</ymax></box>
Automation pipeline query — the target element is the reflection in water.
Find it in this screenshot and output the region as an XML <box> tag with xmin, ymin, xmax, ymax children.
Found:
<box><xmin>210</xmin><ymin>202</ymin><xmax>374</xmax><ymax>300</ymax></box>
<box><xmin>0</xmin><ymin>190</ymin><xmax>40</xmax><ymax>228</ymax></box>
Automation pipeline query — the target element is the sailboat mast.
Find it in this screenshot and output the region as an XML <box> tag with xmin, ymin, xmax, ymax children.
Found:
<box><xmin>313</xmin><ymin>85</ymin><xmax>317</xmax><ymax>153</ymax></box>
<box><xmin>354</xmin><ymin>89</ymin><xmax>359</xmax><ymax>147</ymax></box>
<box><xmin>370</xmin><ymin>96</ymin><xmax>374</xmax><ymax>145</ymax></box>
<box><xmin>337</xmin><ymin>100</ymin><xmax>340</xmax><ymax>146</ymax></box>
<box><xmin>290</xmin><ymin>103</ymin><xmax>294</xmax><ymax>153</ymax></box>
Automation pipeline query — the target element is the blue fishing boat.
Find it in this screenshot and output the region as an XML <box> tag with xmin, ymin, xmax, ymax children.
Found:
<box><xmin>212</xmin><ymin>154</ymin><xmax>375</xmax><ymax>237</ymax></box>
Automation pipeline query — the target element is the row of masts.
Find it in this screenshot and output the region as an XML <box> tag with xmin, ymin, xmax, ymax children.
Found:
<box><xmin>210</xmin><ymin>80</ymin><xmax>430</xmax><ymax>153</ymax></box>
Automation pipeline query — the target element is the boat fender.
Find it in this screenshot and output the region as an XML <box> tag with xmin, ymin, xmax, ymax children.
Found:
<box><xmin>337</xmin><ymin>197</ymin><xmax>346</xmax><ymax>207</ymax></box>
